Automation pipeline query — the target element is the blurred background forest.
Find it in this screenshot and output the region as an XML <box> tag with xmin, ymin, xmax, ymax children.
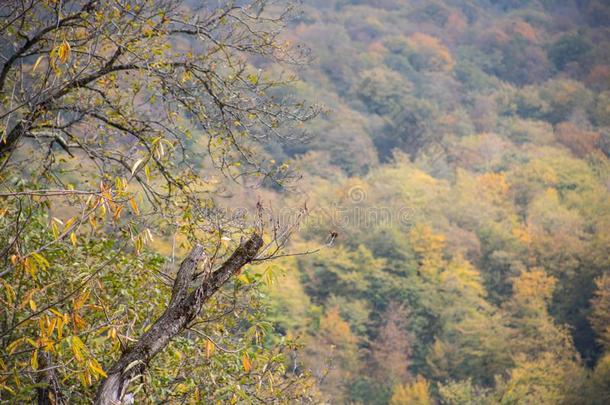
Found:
<box><xmin>253</xmin><ymin>0</ymin><xmax>610</xmax><ymax>403</ymax></box>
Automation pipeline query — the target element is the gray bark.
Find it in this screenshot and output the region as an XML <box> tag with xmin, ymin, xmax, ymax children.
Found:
<box><xmin>95</xmin><ymin>234</ymin><xmax>263</xmax><ymax>405</ymax></box>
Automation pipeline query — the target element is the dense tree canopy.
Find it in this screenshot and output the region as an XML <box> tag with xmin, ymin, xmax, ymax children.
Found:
<box><xmin>262</xmin><ymin>0</ymin><xmax>610</xmax><ymax>403</ymax></box>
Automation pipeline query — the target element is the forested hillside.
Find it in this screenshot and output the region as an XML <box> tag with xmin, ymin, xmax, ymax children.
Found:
<box><xmin>1</xmin><ymin>0</ymin><xmax>609</xmax><ymax>403</ymax></box>
<box><xmin>262</xmin><ymin>0</ymin><xmax>610</xmax><ymax>403</ymax></box>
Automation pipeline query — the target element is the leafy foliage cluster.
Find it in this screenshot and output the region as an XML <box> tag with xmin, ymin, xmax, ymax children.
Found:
<box><xmin>0</xmin><ymin>0</ymin><xmax>317</xmax><ymax>403</ymax></box>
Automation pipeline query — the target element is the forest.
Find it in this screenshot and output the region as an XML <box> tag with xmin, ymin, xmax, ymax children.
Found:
<box><xmin>1</xmin><ymin>0</ymin><xmax>609</xmax><ymax>404</ymax></box>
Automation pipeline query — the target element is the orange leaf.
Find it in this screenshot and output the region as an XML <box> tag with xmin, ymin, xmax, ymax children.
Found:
<box><xmin>241</xmin><ymin>353</ymin><xmax>251</xmax><ymax>373</ymax></box>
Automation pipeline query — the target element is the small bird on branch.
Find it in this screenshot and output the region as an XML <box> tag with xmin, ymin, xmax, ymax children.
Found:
<box><xmin>326</xmin><ymin>231</ymin><xmax>338</xmax><ymax>246</ymax></box>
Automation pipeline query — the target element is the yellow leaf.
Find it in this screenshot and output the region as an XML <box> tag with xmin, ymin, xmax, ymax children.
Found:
<box><xmin>112</xmin><ymin>204</ymin><xmax>124</xmax><ymax>220</ymax></box>
<box><xmin>24</xmin><ymin>257</ymin><xmax>36</xmax><ymax>277</ymax></box>
<box><xmin>63</xmin><ymin>217</ymin><xmax>76</xmax><ymax>232</ymax></box>
<box><xmin>70</xmin><ymin>336</ymin><xmax>86</xmax><ymax>362</ymax></box>
<box><xmin>88</xmin><ymin>358</ymin><xmax>107</xmax><ymax>378</ymax></box>
<box><xmin>247</xmin><ymin>73</ymin><xmax>258</xmax><ymax>85</ymax></box>
<box><xmin>129</xmin><ymin>198</ymin><xmax>140</xmax><ymax>216</ymax></box>
<box><xmin>51</xmin><ymin>222</ymin><xmax>60</xmax><ymax>239</ymax></box>
<box><xmin>56</xmin><ymin>317</ymin><xmax>64</xmax><ymax>340</ymax></box>
<box><xmin>205</xmin><ymin>339</ymin><xmax>215</xmax><ymax>358</ymax></box>
<box><xmin>134</xmin><ymin>235</ymin><xmax>142</xmax><ymax>254</ymax></box>
<box><xmin>70</xmin><ymin>232</ymin><xmax>77</xmax><ymax>246</ymax></box>
<box><xmin>6</xmin><ymin>338</ymin><xmax>25</xmax><ymax>354</ymax></box>
<box><xmin>80</xmin><ymin>369</ymin><xmax>92</xmax><ymax>387</ymax></box>
<box><xmin>107</xmin><ymin>327</ymin><xmax>117</xmax><ymax>340</ymax></box>
<box><xmin>73</xmin><ymin>290</ymin><xmax>90</xmax><ymax>311</ymax></box>
<box><xmin>31</xmin><ymin>350</ymin><xmax>38</xmax><ymax>370</ymax></box>
<box><xmin>241</xmin><ymin>353</ymin><xmax>252</xmax><ymax>373</ymax></box>
<box><xmin>47</xmin><ymin>317</ymin><xmax>57</xmax><ymax>337</ymax></box>
<box><xmin>180</xmin><ymin>71</ymin><xmax>192</xmax><ymax>83</ymax></box>
<box><xmin>115</xmin><ymin>176</ymin><xmax>123</xmax><ymax>192</ymax></box>
<box><xmin>29</xmin><ymin>299</ymin><xmax>37</xmax><ymax>311</ymax></box>
<box><xmin>1</xmin><ymin>279</ymin><xmax>16</xmax><ymax>304</ymax></box>
<box><xmin>31</xmin><ymin>252</ymin><xmax>49</xmax><ymax>271</ymax></box>
<box><xmin>57</xmin><ymin>40</ymin><xmax>71</xmax><ymax>63</ymax></box>
<box><xmin>49</xmin><ymin>308</ymin><xmax>63</xmax><ymax>318</ymax></box>
<box><xmin>41</xmin><ymin>337</ymin><xmax>54</xmax><ymax>353</ymax></box>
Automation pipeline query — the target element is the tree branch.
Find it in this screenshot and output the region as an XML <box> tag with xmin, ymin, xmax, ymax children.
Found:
<box><xmin>95</xmin><ymin>233</ymin><xmax>263</xmax><ymax>405</ymax></box>
<box><xmin>0</xmin><ymin>0</ymin><xmax>98</xmax><ymax>92</ymax></box>
<box><xmin>0</xmin><ymin>63</ymin><xmax>139</xmax><ymax>161</ymax></box>
<box><xmin>36</xmin><ymin>352</ymin><xmax>65</xmax><ymax>405</ymax></box>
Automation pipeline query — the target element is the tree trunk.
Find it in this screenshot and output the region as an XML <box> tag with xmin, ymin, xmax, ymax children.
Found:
<box><xmin>95</xmin><ymin>234</ymin><xmax>263</xmax><ymax>405</ymax></box>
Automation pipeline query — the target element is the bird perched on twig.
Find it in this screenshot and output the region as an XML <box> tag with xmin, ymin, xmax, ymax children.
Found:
<box><xmin>326</xmin><ymin>231</ymin><xmax>338</xmax><ymax>246</ymax></box>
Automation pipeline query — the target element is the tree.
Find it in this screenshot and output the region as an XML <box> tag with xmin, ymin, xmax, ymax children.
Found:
<box><xmin>0</xmin><ymin>0</ymin><xmax>316</xmax><ymax>402</ymax></box>
<box><xmin>538</xmin><ymin>79</ymin><xmax>594</xmax><ymax>124</ymax></box>
<box><xmin>504</xmin><ymin>269</ymin><xmax>562</xmax><ymax>354</ymax></box>
<box><xmin>304</xmin><ymin>306</ymin><xmax>360</xmax><ymax>403</ymax></box>
<box><xmin>369</xmin><ymin>302</ymin><xmax>413</xmax><ymax>385</ymax></box>
<box><xmin>404</xmin><ymin>33</ymin><xmax>454</xmax><ymax>73</ymax></box>
<box><xmin>354</xmin><ymin>68</ymin><xmax>412</xmax><ymax>116</ymax></box>
<box><xmin>590</xmin><ymin>274</ymin><xmax>610</xmax><ymax>351</ymax></box>
<box><xmin>586</xmin><ymin>353</ymin><xmax>610</xmax><ymax>405</ymax></box>
<box><xmin>593</xmin><ymin>91</ymin><xmax>610</xmax><ymax>126</ymax></box>
<box><xmin>586</xmin><ymin>65</ymin><xmax>610</xmax><ymax>92</ymax></box>
<box><xmin>547</xmin><ymin>34</ymin><xmax>592</xmax><ymax>71</ymax></box>
<box><xmin>492</xmin><ymin>353</ymin><xmax>585</xmax><ymax>405</ymax></box>
<box><xmin>375</xmin><ymin>97</ymin><xmax>440</xmax><ymax>161</ymax></box>
<box><xmin>390</xmin><ymin>376</ymin><xmax>432</xmax><ymax>405</ymax></box>
<box><xmin>96</xmin><ymin>236</ymin><xmax>263</xmax><ymax>404</ymax></box>
<box><xmin>424</xmin><ymin>255</ymin><xmax>513</xmax><ymax>385</ymax></box>
<box><xmin>438</xmin><ymin>379</ymin><xmax>491</xmax><ymax>405</ymax></box>
<box><xmin>555</xmin><ymin>122</ymin><xmax>601</xmax><ymax>158</ymax></box>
